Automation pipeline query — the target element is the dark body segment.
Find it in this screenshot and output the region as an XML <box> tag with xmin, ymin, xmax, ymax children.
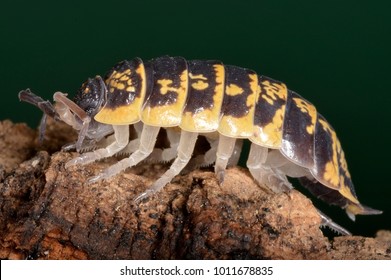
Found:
<box><xmin>180</xmin><ymin>60</ymin><xmax>225</xmax><ymax>132</ymax></box>
<box><xmin>312</xmin><ymin>114</ymin><xmax>340</xmax><ymax>190</ymax></box>
<box><xmin>310</xmin><ymin>113</ymin><xmax>360</xmax><ymax>204</ymax></box>
<box><xmin>299</xmin><ymin>176</ymin><xmax>350</xmax><ymax>208</ymax></box>
<box><xmin>250</xmin><ymin>76</ymin><xmax>288</xmax><ymax>148</ymax></box>
<box><xmin>337</xmin><ymin>139</ymin><xmax>359</xmax><ymax>204</ymax></box>
<box><xmin>281</xmin><ymin>90</ymin><xmax>316</xmax><ymax>169</ymax></box>
<box><xmin>141</xmin><ymin>56</ymin><xmax>188</xmax><ymax>127</ymax></box>
<box><xmin>94</xmin><ymin>58</ymin><xmax>146</xmax><ymax>124</ymax></box>
<box><xmin>218</xmin><ymin>65</ymin><xmax>258</xmax><ymax>138</ymax></box>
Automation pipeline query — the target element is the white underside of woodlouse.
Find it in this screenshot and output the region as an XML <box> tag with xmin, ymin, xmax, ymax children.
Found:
<box><xmin>65</xmin><ymin>122</ymin><xmax>303</xmax><ymax>194</ymax></box>
<box><xmin>67</xmin><ymin>124</ymin><xmax>312</xmax><ymax>195</ymax></box>
<box><xmin>52</xmin><ymin>91</ymin><xmax>350</xmax><ymax>235</ymax></box>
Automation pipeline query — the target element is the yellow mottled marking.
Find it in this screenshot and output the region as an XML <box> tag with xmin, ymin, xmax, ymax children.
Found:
<box><xmin>339</xmin><ymin>176</ymin><xmax>359</xmax><ymax>204</ymax></box>
<box><xmin>251</xmin><ymin>81</ymin><xmax>287</xmax><ymax>148</ymax></box>
<box><xmin>189</xmin><ymin>71</ymin><xmax>209</xmax><ymax>91</ymax></box>
<box><xmin>181</xmin><ymin>64</ymin><xmax>225</xmax><ymax>132</ymax></box>
<box><xmin>292</xmin><ymin>97</ymin><xmax>317</xmax><ymax>134</ymax></box>
<box><xmin>95</xmin><ymin>61</ymin><xmax>146</xmax><ymax>125</ymax></box>
<box><xmin>124</xmin><ymin>77</ymin><xmax>135</xmax><ymax>92</ymax></box>
<box><xmin>157</xmin><ymin>79</ymin><xmax>177</xmax><ymax>94</ymax></box>
<box><xmin>189</xmin><ymin>73</ymin><xmax>207</xmax><ymax>80</ymax></box>
<box><xmin>260</xmin><ymin>80</ymin><xmax>287</xmax><ymax>105</ymax></box>
<box><xmin>107</xmin><ymin>69</ymin><xmax>135</xmax><ymax>93</ymax></box>
<box><xmin>112</xmin><ymin>72</ymin><xmax>120</xmax><ymax>79</ymax></box>
<box><xmin>191</xmin><ymin>80</ymin><xmax>209</xmax><ymax>90</ymax></box>
<box><xmin>225</xmin><ymin>84</ymin><xmax>244</xmax><ymax>96</ymax></box>
<box><xmin>119</xmin><ymin>75</ymin><xmax>129</xmax><ymax>81</ymax></box>
<box><xmin>338</xmin><ymin>146</ymin><xmax>351</xmax><ymax>179</ymax></box>
<box><xmin>142</xmin><ymin>70</ymin><xmax>188</xmax><ymax>127</ymax></box>
<box><xmin>218</xmin><ymin>74</ymin><xmax>258</xmax><ymax>138</ymax></box>
<box><xmin>261</xmin><ymin>95</ymin><xmax>274</xmax><ymax>105</ymax></box>
<box><xmin>115</xmin><ymin>82</ymin><xmax>125</xmax><ymax>90</ymax></box>
<box><xmin>83</xmin><ymin>86</ymin><xmax>90</xmax><ymax>94</ymax></box>
<box><xmin>250</xmin><ymin>106</ymin><xmax>285</xmax><ymax>148</ymax></box>
<box><xmin>324</xmin><ymin>161</ymin><xmax>340</xmax><ymax>186</ymax></box>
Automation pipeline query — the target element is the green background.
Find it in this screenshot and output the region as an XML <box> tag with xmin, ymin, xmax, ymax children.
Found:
<box><xmin>1</xmin><ymin>0</ymin><xmax>390</xmax><ymax>237</ymax></box>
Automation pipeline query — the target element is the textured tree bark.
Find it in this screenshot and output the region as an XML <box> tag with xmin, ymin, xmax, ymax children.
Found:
<box><xmin>0</xmin><ymin>119</ymin><xmax>390</xmax><ymax>259</ymax></box>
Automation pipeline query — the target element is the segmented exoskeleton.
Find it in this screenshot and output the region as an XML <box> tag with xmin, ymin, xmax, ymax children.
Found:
<box><xmin>19</xmin><ymin>56</ymin><xmax>382</xmax><ymax>235</ymax></box>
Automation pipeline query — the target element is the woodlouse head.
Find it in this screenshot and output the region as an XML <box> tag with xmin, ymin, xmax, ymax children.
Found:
<box><xmin>18</xmin><ymin>79</ymin><xmax>113</xmax><ymax>152</ymax></box>
<box><xmin>73</xmin><ymin>76</ymin><xmax>107</xmax><ymax>117</ymax></box>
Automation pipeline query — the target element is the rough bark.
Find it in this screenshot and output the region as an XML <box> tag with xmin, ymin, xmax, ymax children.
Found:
<box><xmin>0</xmin><ymin>119</ymin><xmax>390</xmax><ymax>259</ymax></box>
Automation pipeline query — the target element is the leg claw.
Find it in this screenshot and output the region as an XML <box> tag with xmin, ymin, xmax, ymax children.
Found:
<box><xmin>88</xmin><ymin>174</ymin><xmax>106</xmax><ymax>184</ymax></box>
<box><xmin>65</xmin><ymin>158</ymin><xmax>81</xmax><ymax>169</ymax></box>
<box><xmin>65</xmin><ymin>154</ymin><xmax>94</xmax><ymax>168</ymax></box>
<box><xmin>217</xmin><ymin>170</ymin><xmax>225</xmax><ymax>185</ymax></box>
<box><xmin>134</xmin><ymin>189</ymin><xmax>154</xmax><ymax>204</ymax></box>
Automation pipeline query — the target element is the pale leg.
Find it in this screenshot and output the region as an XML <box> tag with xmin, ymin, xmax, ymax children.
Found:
<box><xmin>134</xmin><ymin>130</ymin><xmax>198</xmax><ymax>202</ymax></box>
<box><xmin>215</xmin><ymin>134</ymin><xmax>236</xmax><ymax>184</ymax></box>
<box><xmin>65</xmin><ymin>125</ymin><xmax>129</xmax><ymax>168</ymax></box>
<box><xmin>148</xmin><ymin>128</ymin><xmax>181</xmax><ymax>162</ymax></box>
<box><xmin>119</xmin><ymin>122</ymin><xmax>144</xmax><ymax>155</ymax></box>
<box><xmin>246</xmin><ymin>143</ymin><xmax>293</xmax><ymax>193</ymax></box>
<box><xmin>186</xmin><ymin>137</ymin><xmax>242</xmax><ymax>171</ymax></box>
<box><xmin>228</xmin><ymin>139</ymin><xmax>243</xmax><ymax>167</ymax></box>
<box><xmin>265</xmin><ymin>150</ymin><xmax>311</xmax><ymax>178</ymax></box>
<box><xmin>186</xmin><ymin>136</ymin><xmax>218</xmax><ymax>170</ymax></box>
<box><xmin>317</xmin><ymin>209</ymin><xmax>351</xmax><ymax>235</ymax></box>
<box><xmin>88</xmin><ymin>125</ymin><xmax>160</xmax><ymax>183</ymax></box>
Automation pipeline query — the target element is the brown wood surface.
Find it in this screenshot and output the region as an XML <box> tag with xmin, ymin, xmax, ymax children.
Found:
<box><xmin>0</xmin><ymin>119</ymin><xmax>390</xmax><ymax>259</ymax></box>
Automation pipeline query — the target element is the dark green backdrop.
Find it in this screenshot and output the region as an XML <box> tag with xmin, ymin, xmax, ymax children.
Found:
<box><xmin>1</xmin><ymin>0</ymin><xmax>390</xmax><ymax>236</ymax></box>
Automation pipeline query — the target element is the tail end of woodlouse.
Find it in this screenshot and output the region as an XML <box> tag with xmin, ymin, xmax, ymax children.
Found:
<box><xmin>345</xmin><ymin>203</ymin><xmax>383</xmax><ymax>222</ymax></box>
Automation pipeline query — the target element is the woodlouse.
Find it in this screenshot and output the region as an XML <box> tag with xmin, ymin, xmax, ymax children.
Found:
<box><xmin>19</xmin><ymin>56</ymin><xmax>382</xmax><ymax>234</ymax></box>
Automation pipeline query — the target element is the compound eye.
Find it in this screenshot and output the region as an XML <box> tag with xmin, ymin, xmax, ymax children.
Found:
<box><xmin>73</xmin><ymin>76</ymin><xmax>106</xmax><ymax>116</ymax></box>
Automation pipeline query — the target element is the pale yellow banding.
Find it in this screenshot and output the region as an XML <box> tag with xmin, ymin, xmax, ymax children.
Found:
<box><xmin>181</xmin><ymin>111</ymin><xmax>218</xmax><ymax>132</ymax></box>
<box><xmin>180</xmin><ymin>64</ymin><xmax>225</xmax><ymax>132</ymax></box>
<box><xmin>141</xmin><ymin>70</ymin><xmax>188</xmax><ymax>127</ymax></box>
<box><xmin>250</xmin><ymin>106</ymin><xmax>285</xmax><ymax>148</ymax></box>
<box><xmin>95</xmin><ymin>63</ymin><xmax>146</xmax><ymax>125</ymax></box>
<box><xmin>218</xmin><ymin>73</ymin><xmax>258</xmax><ymax>138</ymax></box>
<box><xmin>94</xmin><ymin>106</ymin><xmax>140</xmax><ymax>125</ymax></box>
